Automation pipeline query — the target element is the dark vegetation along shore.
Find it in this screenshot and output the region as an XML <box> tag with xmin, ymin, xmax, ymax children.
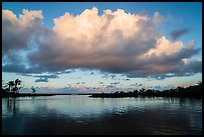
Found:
<box><xmin>2</xmin><ymin>79</ymin><xmax>202</xmax><ymax>98</ymax></box>
<box><xmin>90</xmin><ymin>82</ymin><xmax>202</xmax><ymax>98</ymax></box>
<box><xmin>2</xmin><ymin>79</ymin><xmax>57</xmax><ymax>98</ymax></box>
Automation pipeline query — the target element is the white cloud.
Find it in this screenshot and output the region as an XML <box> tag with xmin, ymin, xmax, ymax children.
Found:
<box><xmin>145</xmin><ymin>36</ymin><xmax>184</xmax><ymax>56</ymax></box>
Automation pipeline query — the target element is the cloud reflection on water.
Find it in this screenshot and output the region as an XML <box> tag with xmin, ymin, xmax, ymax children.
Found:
<box><xmin>2</xmin><ymin>95</ymin><xmax>202</xmax><ymax>135</ymax></box>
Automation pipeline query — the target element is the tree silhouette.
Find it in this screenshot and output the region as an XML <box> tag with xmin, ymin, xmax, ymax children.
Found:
<box><xmin>7</xmin><ymin>81</ymin><xmax>15</xmax><ymax>93</ymax></box>
<box><xmin>31</xmin><ymin>86</ymin><xmax>36</xmax><ymax>94</ymax></box>
<box><xmin>13</xmin><ymin>79</ymin><xmax>22</xmax><ymax>93</ymax></box>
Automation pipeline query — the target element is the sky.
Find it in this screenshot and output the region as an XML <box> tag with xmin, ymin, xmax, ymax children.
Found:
<box><xmin>2</xmin><ymin>2</ymin><xmax>202</xmax><ymax>93</ymax></box>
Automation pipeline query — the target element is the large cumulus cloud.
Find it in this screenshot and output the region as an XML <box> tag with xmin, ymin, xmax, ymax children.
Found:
<box><xmin>2</xmin><ymin>9</ymin><xmax>43</xmax><ymax>54</ymax></box>
<box><xmin>2</xmin><ymin>7</ymin><xmax>202</xmax><ymax>79</ymax></box>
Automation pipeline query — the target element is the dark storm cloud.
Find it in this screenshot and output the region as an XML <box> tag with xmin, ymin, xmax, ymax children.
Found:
<box><xmin>3</xmin><ymin>63</ymin><xmax>30</xmax><ymax>74</ymax></box>
<box><xmin>126</xmin><ymin>59</ymin><xmax>202</xmax><ymax>79</ymax></box>
<box><xmin>2</xmin><ymin>63</ymin><xmax>43</xmax><ymax>74</ymax></box>
<box><xmin>170</xmin><ymin>28</ymin><xmax>190</xmax><ymax>40</ymax></box>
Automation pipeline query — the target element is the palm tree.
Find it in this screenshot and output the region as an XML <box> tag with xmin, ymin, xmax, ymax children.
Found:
<box><xmin>31</xmin><ymin>86</ymin><xmax>36</xmax><ymax>94</ymax></box>
<box><xmin>7</xmin><ymin>81</ymin><xmax>15</xmax><ymax>93</ymax></box>
<box><xmin>14</xmin><ymin>79</ymin><xmax>22</xmax><ymax>93</ymax></box>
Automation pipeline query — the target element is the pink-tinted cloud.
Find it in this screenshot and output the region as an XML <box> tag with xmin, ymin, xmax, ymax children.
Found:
<box><xmin>2</xmin><ymin>7</ymin><xmax>202</xmax><ymax>79</ymax></box>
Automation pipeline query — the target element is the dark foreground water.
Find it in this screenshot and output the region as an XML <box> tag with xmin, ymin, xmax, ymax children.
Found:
<box><xmin>2</xmin><ymin>95</ymin><xmax>202</xmax><ymax>135</ymax></box>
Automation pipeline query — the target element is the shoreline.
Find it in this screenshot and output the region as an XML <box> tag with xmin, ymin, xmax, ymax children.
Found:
<box><xmin>89</xmin><ymin>93</ymin><xmax>202</xmax><ymax>99</ymax></box>
<box><xmin>1</xmin><ymin>93</ymin><xmax>202</xmax><ymax>99</ymax></box>
<box><xmin>1</xmin><ymin>93</ymin><xmax>93</xmax><ymax>98</ymax></box>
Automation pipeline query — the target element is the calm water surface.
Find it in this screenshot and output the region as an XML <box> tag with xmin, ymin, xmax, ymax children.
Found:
<box><xmin>2</xmin><ymin>95</ymin><xmax>202</xmax><ymax>135</ymax></box>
